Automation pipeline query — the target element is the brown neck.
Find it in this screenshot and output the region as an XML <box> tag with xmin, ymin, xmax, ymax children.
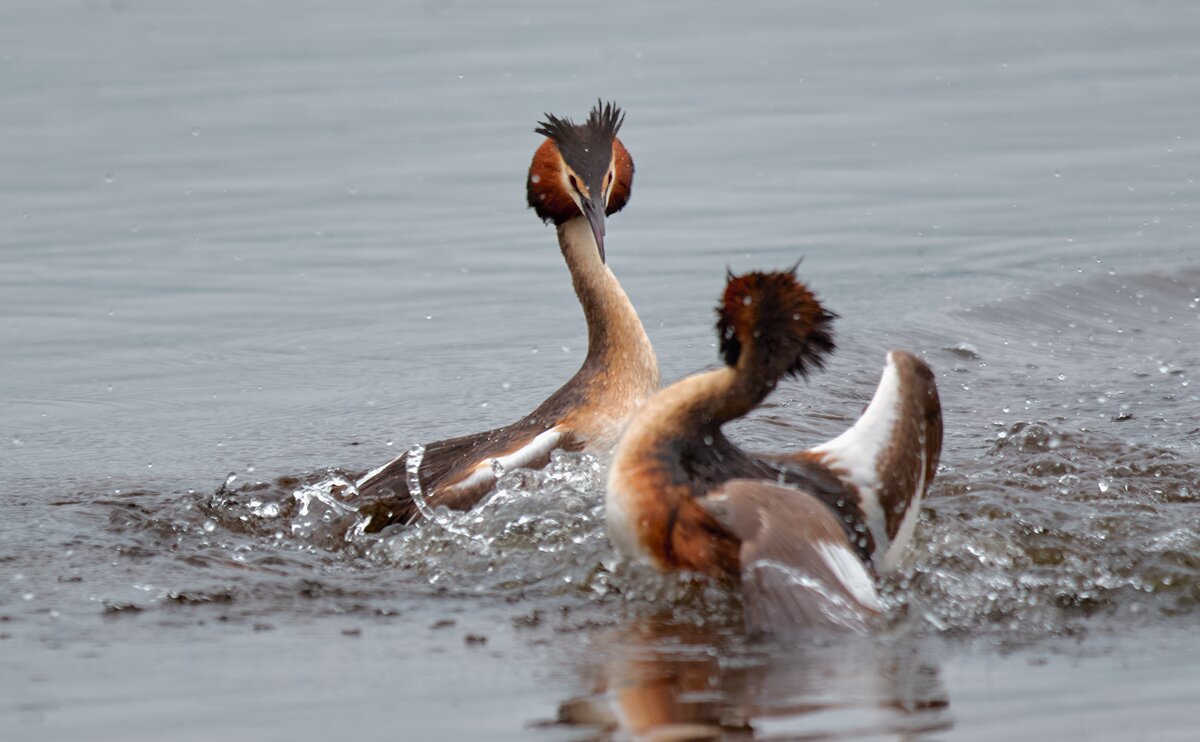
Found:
<box><xmin>636</xmin><ymin>365</ymin><xmax>768</xmax><ymax>439</ymax></box>
<box><xmin>557</xmin><ymin>217</ymin><xmax>658</xmax><ymax>385</ymax></box>
<box><xmin>731</xmin><ymin>338</ymin><xmax>783</xmax><ymax>414</ymax></box>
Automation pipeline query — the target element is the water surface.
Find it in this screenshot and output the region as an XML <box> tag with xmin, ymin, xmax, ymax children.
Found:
<box><xmin>2</xmin><ymin>1</ymin><xmax>1198</xmax><ymax>739</ymax></box>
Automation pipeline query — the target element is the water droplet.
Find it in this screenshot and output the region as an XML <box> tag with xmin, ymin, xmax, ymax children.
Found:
<box><xmin>104</xmin><ymin>172</ymin><xmax>115</xmax><ymax>184</ymax></box>
<box><xmin>530</xmin><ymin>174</ymin><xmax>541</xmax><ymax>184</ymax></box>
<box><xmin>11</xmin><ymin>437</ymin><xmax>22</xmax><ymax>447</ymax></box>
<box><xmin>406</xmin><ymin>445</ymin><xmax>426</xmax><ymax>482</ymax></box>
<box><xmin>1097</xmin><ymin>480</ymin><xmax>1109</xmax><ymax>494</ymax></box>
<box><xmin>190</xmin><ymin>127</ymin><xmax>200</xmax><ymax>137</ymax></box>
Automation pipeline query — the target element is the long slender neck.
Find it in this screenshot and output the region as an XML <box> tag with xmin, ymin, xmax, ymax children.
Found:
<box><xmin>557</xmin><ymin>217</ymin><xmax>657</xmax><ymax>383</ymax></box>
<box><xmin>635</xmin><ymin>365</ymin><xmax>769</xmax><ymax>439</ymax></box>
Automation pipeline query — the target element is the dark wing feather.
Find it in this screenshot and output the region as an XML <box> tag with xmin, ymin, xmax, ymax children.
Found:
<box><xmin>677</xmin><ymin>431</ymin><xmax>874</xmax><ymax>562</ymax></box>
<box><xmin>354</xmin><ymin>421</ymin><xmax>578</xmax><ymax>532</ymax></box>
<box><xmin>767</xmin><ymin>349</ymin><xmax>942</xmax><ymax>566</ymax></box>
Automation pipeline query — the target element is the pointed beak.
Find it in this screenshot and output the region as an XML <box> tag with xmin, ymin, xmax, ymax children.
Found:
<box><xmin>580</xmin><ymin>192</ymin><xmax>607</xmax><ymax>263</ymax></box>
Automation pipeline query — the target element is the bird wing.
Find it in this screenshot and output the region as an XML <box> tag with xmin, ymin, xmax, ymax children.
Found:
<box><xmin>800</xmin><ymin>349</ymin><xmax>942</xmax><ymax>572</ymax></box>
<box><xmin>701</xmin><ymin>479</ymin><xmax>880</xmax><ymax>634</ymax></box>
<box><xmin>354</xmin><ymin>424</ymin><xmax>575</xmax><ymax>531</ymax></box>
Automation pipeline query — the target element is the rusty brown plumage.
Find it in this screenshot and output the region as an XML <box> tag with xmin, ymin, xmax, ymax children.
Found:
<box><xmin>355</xmin><ymin>101</ymin><xmax>656</xmax><ymax>531</ymax></box>
<box><xmin>607</xmin><ymin>136</ymin><xmax>634</xmax><ymax>216</ymax></box>
<box><xmin>607</xmin><ymin>268</ymin><xmax>943</xmax><ymax>632</ymax></box>
<box><xmin>527</xmin><ymin>100</ymin><xmax>634</xmax><ymax>225</ymax></box>
<box><xmin>717</xmin><ymin>268</ymin><xmax>836</xmax><ymax>381</ymax></box>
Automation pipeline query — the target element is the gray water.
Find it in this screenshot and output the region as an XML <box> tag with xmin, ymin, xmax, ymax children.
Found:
<box><xmin>2</xmin><ymin>1</ymin><xmax>1199</xmax><ymax>739</ymax></box>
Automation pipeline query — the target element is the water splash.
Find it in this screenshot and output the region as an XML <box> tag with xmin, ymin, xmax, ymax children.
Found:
<box><xmin>401</xmin><ymin>443</ymin><xmax>484</xmax><ymax>546</ymax></box>
<box><xmin>184</xmin><ymin>407</ymin><xmax>1199</xmax><ymax>638</ymax></box>
<box><xmin>367</xmin><ymin>450</ymin><xmax>614</xmax><ymax>593</ymax></box>
<box><xmin>125</xmin><ymin>269</ymin><xmax>1200</xmax><ymax>638</ymax></box>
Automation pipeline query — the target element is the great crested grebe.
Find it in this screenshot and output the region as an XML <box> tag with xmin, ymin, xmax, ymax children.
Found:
<box><xmin>355</xmin><ymin>101</ymin><xmax>658</xmax><ymax>532</ymax></box>
<box><xmin>606</xmin><ymin>268</ymin><xmax>942</xmax><ymax>632</ymax></box>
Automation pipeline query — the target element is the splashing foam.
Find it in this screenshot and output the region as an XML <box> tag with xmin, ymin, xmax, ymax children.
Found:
<box><xmin>196</xmin><ymin>449</ymin><xmax>740</xmax><ymax>623</ymax></box>
<box><xmin>194</xmin><ymin>414</ymin><xmax>1199</xmax><ymax>638</ymax></box>
<box><xmin>115</xmin><ymin>269</ymin><xmax>1200</xmax><ymax>639</ymax></box>
<box><xmin>882</xmin><ymin>420</ymin><xmax>1200</xmax><ymax>637</ymax></box>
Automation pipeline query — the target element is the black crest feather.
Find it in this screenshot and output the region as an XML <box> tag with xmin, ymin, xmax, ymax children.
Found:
<box><xmin>534</xmin><ymin>99</ymin><xmax>624</xmax><ymax>143</ymax></box>
<box><xmin>533</xmin><ymin>100</ymin><xmax>623</xmax><ymax>189</ymax></box>
<box><xmin>716</xmin><ymin>267</ymin><xmax>837</xmax><ymax>381</ymax></box>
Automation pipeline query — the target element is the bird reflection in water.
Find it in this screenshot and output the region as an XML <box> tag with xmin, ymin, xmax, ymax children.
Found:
<box><xmin>553</xmin><ymin>618</ymin><xmax>951</xmax><ymax>740</ymax></box>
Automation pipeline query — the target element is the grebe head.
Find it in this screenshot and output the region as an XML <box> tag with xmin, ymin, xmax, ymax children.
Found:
<box><xmin>526</xmin><ymin>100</ymin><xmax>634</xmax><ymax>263</ymax></box>
<box><xmin>717</xmin><ymin>267</ymin><xmax>837</xmax><ymax>382</ymax></box>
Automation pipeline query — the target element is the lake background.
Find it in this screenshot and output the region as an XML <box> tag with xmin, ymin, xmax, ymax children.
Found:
<box><xmin>2</xmin><ymin>1</ymin><xmax>1198</xmax><ymax>739</ymax></box>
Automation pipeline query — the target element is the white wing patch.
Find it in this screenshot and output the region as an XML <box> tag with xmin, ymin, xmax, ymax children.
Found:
<box><xmin>810</xmin><ymin>352</ymin><xmax>903</xmax><ymax>568</ymax></box>
<box><xmin>745</xmin><ymin>558</ymin><xmax>877</xmax><ymax>633</ymax></box>
<box><xmin>816</xmin><ymin>542</ymin><xmax>881</xmax><ymax>610</ymax></box>
<box><xmin>450</xmin><ymin>428</ymin><xmax>565</xmax><ymax>493</ymax></box>
<box><xmin>356</xmin><ymin>428</ymin><xmax>565</xmax><ymax>493</ymax></box>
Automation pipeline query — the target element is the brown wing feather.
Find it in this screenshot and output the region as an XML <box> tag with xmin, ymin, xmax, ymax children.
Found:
<box><xmin>354</xmin><ymin>421</ymin><xmax>579</xmax><ymax>532</ymax></box>
<box><xmin>701</xmin><ymin>480</ymin><xmax>880</xmax><ymax>633</ymax></box>
<box><xmin>766</xmin><ymin>350</ymin><xmax>942</xmax><ymax>564</ymax></box>
<box><xmin>877</xmin><ymin>350</ymin><xmax>943</xmax><ymax>539</ymax></box>
<box><xmin>675</xmin><ymin>433</ymin><xmax>875</xmax><ymax>562</ymax></box>
<box><xmin>757</xmin><ymin>452</ymin><xmax>876</xmax><ymax>560</ymax></box>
